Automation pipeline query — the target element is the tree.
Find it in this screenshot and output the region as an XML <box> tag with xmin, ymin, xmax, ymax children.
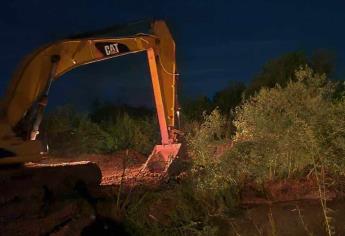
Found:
<box><xmin>181</xmin><ymin>96</ymin><xmax>213</xmax><ymax>122</ymax></box>
<box><xmin>310</xmin><ymin>49</ymin><xmax>336</xmax><ymax>76</ymax></box>
<box><xmin>212</xmin><ymin>81</ymin><xmax>245</xmax><ymax>116</ymax></box>
<box><xmin>229</xmin><ymin>66</ymin><xmax>345</xmax><ymax>181</ymax></box>
<box><xmin>245</xmin><ymin>51</ymin><xmax>308</xmax><ymax>96</ymax></box>
<box><xmin>245</xmin><ymin>50</ymin><xmax>337</xmax><ymax>98</ymax></box>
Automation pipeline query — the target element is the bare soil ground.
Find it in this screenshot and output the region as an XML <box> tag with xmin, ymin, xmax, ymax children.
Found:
<box><xmin>0</xmin><ymin>150</ymin><xmax>165</xmax><ymax>235</ymax></box>
<box><xmin>38</xmin><ymin>150</ymin><xmax>165</xmax><ymax>187</ymax></box>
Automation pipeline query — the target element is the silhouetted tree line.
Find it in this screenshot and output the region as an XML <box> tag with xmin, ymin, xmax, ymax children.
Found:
<box><xmin>181</xmin><ymin>49</ymin><xmax>343</xmax><ymax>121</ymax></box>
<box><xmin>89</xmin><ymin>100</ymin><xmax>154</xmax><ymax>123</ymax></box>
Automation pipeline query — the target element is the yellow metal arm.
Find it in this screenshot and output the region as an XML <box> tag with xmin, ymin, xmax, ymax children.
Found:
<box><xmin>2</xmin><ymin>21</ymin><xmax>178</xmax><ymax>146</ymax></box>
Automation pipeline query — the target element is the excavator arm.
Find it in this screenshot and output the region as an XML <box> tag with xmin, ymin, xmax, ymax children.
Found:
<box><xmin>0</xmin><ymin>20</ymin><xmax>180</xmax><ymax>166</ymax></box>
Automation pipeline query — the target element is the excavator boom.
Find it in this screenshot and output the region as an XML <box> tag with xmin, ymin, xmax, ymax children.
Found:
<box><xmin>0</xmin><ymin>20</ymin><xmax>180</xmax><ymax>167</ymax></box>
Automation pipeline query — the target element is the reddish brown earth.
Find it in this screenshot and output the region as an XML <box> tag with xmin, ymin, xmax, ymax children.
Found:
<box><xmin>39</xmin><ymin>150</ymin><xmax>165</xmax><ymax>187</ymax></box>
<box><xmin>0</xmin><ymin>150</ymin><xmax>164</xmax><ymax>235</ymax></box>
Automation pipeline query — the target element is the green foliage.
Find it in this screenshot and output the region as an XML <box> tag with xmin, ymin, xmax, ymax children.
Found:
<box><xmin>187</xmin><ymin>109</ymin><xmax>226</xmax><ymax>167</ymax></box>
<box><xmin>228</xmin><ymin>66</ymin><xmax>345</xmax><ymax>182</ymax></box>
<box><xmin>124</xmin><ymin>65</ymin><xmax>345</xmax><ymax>235</ymax></box>
<box><xmin>42</xmin><ymin>104</ymin><xmax>159</xmax><ymax>155</ymax></box>
<box><xmin>100</xmin><ymin>113</ymin><xmax>159</xmax><ymax>154</ymax></box>
<box><xmin>42</xmin><ymin>106</ymin><xmax>114</xmax><ymax>155</ymax></box>
<box><xmin>186</xmin><ymin>109</ymin><xmax>238</xmax><ymax>214</ymax></box>
<box><xmin>125</xmin><ymin>110</ymin><xmax>238</xmax><ymax>236</ymax></box>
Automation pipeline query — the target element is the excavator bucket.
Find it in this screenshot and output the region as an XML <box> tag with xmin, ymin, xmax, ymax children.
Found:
<box><xmin>143</xmin><ymin>143</ymin><xmax>181</xmax><ymax>173</ymax></box>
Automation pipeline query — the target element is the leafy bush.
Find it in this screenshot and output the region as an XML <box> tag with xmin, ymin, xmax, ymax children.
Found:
<box><xmin>42</xmin><ymin>106</ymin><xmax>114</xmax><ymax>155</ymax></box>
<box><xmin>186</xmin><ymin>109</ymin><xmax>238</xmax><ymax>213</ymax></box>
<box><xmin>227</xmin><ymin>66</ymin><xmax>345</xmax><ymax>182</ymax></box>
<box><xmin>125</xmin><ymin>67</ymin><xmax>345</xmax><ymax>235</ymax></box>
<box><xmin>125</xmin><ymin>110</ymin><xmax>238</xmax><ymax>236</ymax></box>
<box><xmin>99</xmin><ymin>113</ymin><xmax>159</xmax><ymax>154</ymax></box>
<box><xmin>42</xmin><ymin>105</ymin><xmax>159</xmax><ymax>155</ymax></box>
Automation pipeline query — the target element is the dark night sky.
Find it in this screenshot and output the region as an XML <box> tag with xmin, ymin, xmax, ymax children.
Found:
<box><xmin>1</xmin><ymin>0</ymin><xmax>345</xmax><ymax>109</ymax></box>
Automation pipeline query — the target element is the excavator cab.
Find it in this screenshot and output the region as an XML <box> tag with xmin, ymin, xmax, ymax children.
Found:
<box><xmin>0</xmin><ymin>20</ymin><xmax>181</xmax><ymax>172</ymax></box>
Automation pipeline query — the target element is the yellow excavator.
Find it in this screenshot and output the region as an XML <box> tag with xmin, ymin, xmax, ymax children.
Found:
<box><xmin>0</xmin><ymin>20</ymin><xmax>181</xmax><ymax>169</ymax></box>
